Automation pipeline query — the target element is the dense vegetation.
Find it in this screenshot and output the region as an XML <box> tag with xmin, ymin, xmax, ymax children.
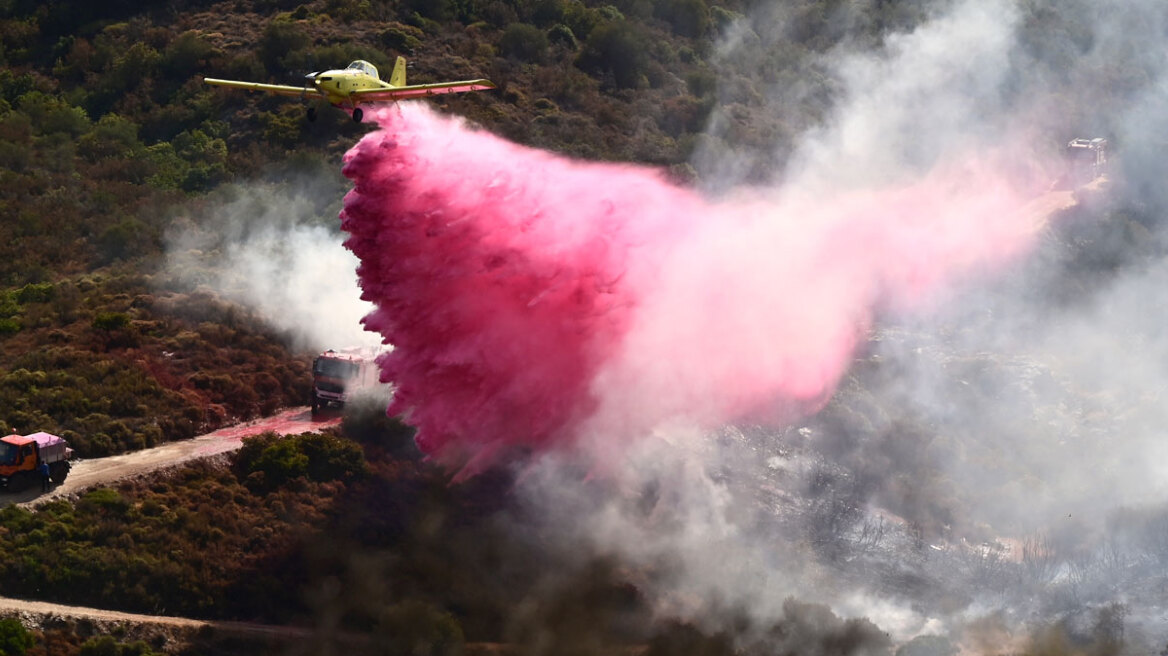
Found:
<box><xmin>0</xmin><ymin>0</ymin><xmax>766</xmax><ymax>455</ymax></box>
<box><xmin>0</xmin><ymin>408</ymin><xmax>918</xmax><ymax>655</ymax></box>
<box><xmin>1</xmin><ymin>0</ymin><xmax>1165</xmax><ymax>653</ymax></box>
<box><xmin>2</xmin><ymin>0</ymin><xmax>1145</xmax><ymax>456</ymax></box>
<box><xmin>0</xmin><ymin>429</ymin><xmax>365</xmax><ymax>619</ymax></box>
<box><xmin>0</xmin><ymin>1</ymin><xmax>797</xmax><ymax>649</ymax></box>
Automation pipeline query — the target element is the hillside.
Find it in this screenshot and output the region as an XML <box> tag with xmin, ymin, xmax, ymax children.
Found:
<box><xmin>2</xmin><ymin>0</ymin><xmax>1168</xmax><ymax>654</ymax></box>
<box><xmin>0</xmin><ymin>0</ymin><xmax>786</xmax><ymax>652</ymax></box>
<box><xmin>0</xmin><ymin>0</ymin><xmax>763</xmax><ymax>457</ymax></box>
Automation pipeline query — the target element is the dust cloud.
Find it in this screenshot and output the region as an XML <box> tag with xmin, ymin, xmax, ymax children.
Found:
<box><xmin>164</xmin><ymin>176</ymin><xmax>377</xmax><ymax>352</ymax></box>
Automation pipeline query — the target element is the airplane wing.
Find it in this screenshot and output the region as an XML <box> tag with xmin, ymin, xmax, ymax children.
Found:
<box><xmin>203</xmin><ymin>77</ymin><xmax>323</xmax><ymax>99</ymax></box>
<box><xmin>350</xmin><ymin>79</ymin><xmax>496</xmax><ymax>102</ymax></box>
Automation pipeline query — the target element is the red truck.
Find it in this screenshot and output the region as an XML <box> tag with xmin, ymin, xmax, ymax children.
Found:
<box><xmin>310</xmin><ymin>348</ymin><xmax>381</xmax><ymax>415</ymax></box>
<box><xmin>0</xmin><ymin>431</ymin><xmax>72</xmax><ymax>491</ymax></box>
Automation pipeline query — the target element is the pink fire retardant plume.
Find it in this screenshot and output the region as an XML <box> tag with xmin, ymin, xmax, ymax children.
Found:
<box><xmin>341</xmin><ymin>103</ymin><xmax>1046</xmax><ymax>477</ymax></box>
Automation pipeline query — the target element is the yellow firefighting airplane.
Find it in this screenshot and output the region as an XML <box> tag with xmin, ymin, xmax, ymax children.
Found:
<box><xmin>203</xmin><ymin>57</ymin><xmax>494</xmax><ymax>123</ymax></box>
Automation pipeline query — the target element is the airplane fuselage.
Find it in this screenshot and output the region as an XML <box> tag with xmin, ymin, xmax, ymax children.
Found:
<box><xmin>313</xmin><ymin>69</ymin><xmax>389</xmax><ymax>106</ymax></box>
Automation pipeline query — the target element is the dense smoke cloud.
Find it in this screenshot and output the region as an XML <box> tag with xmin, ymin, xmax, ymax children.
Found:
<box><xmin>165</xmin><ymin>179</ymin><xmax>377</xmax><ymax>352</ymax></box>
<box><xmin>503</xmin><ymin>0</ymin><xmax>1168</xmax><ymax>650</ymax></box>
<box><xmin>168</xmin><ymin>0</ymin><xmax>1168</xmax><ymax>649</ymax></box>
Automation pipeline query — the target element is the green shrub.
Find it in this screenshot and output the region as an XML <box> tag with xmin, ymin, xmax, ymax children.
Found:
<box><xmin>15</xmin><ymin>282</ymin><xmax>54</xmax><ymax>305</ymax></box>
<box><xmin>709</xmin><ymin>5</ymin><xmax>740</xmax><ymax>31</ymax></box>
<box><xmin>259</xmin><ymin>19</ymin><xmax>310</xmax><ymax>74</ymax></box>
<box><xmin>406</xmin><ymin>0</ymin><xmax>452</xmax><ymax>21</ymax></box>
<box><xmin>77</xmin><ymin>114</ymin><xmax>142</xmax><ymax>162</ymax></box>
<box><xmin>246</xmin><ymin>435</ymin><xmax>309</xmax><ymax>488</ymax></box>
<box><xmin>342</xmin><ymin>398</ymin><xmax>420</xmax><ymax>456</ymax></box>
<box><xmin>262</xmin><ymin>107</ymin><xmax>306</xmax><ymax>149</ymax></box>
<box><xmin>78</xmin><ymin>488</ymin><xmax>131</xmax><ymax>517</ymax></box>
<box><xmin>548</xmin><ymin>23</ymin><xmax>578</xmax><ymax>49</ymax></box>
<box><xmin>92</xmin><ymin>312</ymin><xmax>130</xmax><ymax>332</ymax></box>
<box><xmin>15</xmin><ymin>91</ymin><xmax>90</xmax><ymax>137</ymax></box>
<box><xmin>299</xmin><ymin>432</ymin><xmax>369</xmax><ymax>482</ymax></box>
<box><xmin>161</xmin><ymin>31</ymin><xmax>216</xmax><ymax>78</ymax></box>
<box><xmin>375</xmin><ymin>601</ymin><xmax>464</xmax><ymax>656</ymax></box>
<box><xmin>527</xmin><ymin>0</ymin><xmax>566</xmax><ymax>26</ymax></box>
<box><xmin>500</xmin><ymin>23</ymin><xmax>549</xmax><ymax>62</ymax></box>
<box><xmin>98</xmin><ymin>218</ymin><xmax>154</xmax><ymax>264</ymax></box>
<box><xmin>324</xmin><ymin>0</ymin><xmax>373</xmax><ymax>22</ymax></box>
<box><xmin>563</xmin><ymin>1</ymin><xmax>603</xmax><ymax>41</ymax></box>
<box><xmin>577</xmin><ymin>20</ymin><xmax>647</xmax><ymax>88</ymax></box>
<box><xmin>379</xmin><ymin>25</ymin><xmax>424</xmax><ymax>54</ymax></box>
<box><xmin>79</xmin><ymin>635</ymin><xmax>161</xmax><ymax>656</ymax></box>
<box><xmin>0</xmin><ymin>618</ymin><xmax>33</xmax><ymax>656</ymax></box>
<box><xmin>236</xmin><ymin>431</ymin><xmax>367</xmax><ymax>491</ymax></box>
<box><xmin>653</xmin><ymin>0</ymin><xmax>709</xmax><ymax>38</ymax></box>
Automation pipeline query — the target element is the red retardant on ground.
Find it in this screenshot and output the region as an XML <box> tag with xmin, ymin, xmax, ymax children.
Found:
<box><xmin>190</xmin><ymin>407</ymin><xmax>342</xmax><ymax>458</ymax></box>
<box><xmin>342</xmin><ymin>104</ymin><xmax>1047</xmax><ymax>478</ymax></box>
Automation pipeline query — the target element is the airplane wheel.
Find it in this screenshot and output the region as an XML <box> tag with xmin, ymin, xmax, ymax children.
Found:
<box><xmin>352</xmin><ymin>107</ymin><xmax>364</xmax><ymax>123</ymax></box>
<box><xmin>307</xmin><ymin>107</ymin><xmax>317</xmax><ymax>122</ymax></box>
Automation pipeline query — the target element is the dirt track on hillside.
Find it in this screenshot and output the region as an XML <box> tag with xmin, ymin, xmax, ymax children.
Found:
<box><xmin>0</xmin><ymin>594</ymin><xmax>515</xmax><ymax>654</ymax></box>
<box><xmin>0</xmin><ymin>407</ymin><xmax>342</xmax><ymax>508</ymax></box>
<box><xmin>0</xmin><ymin>181</ymin><xmax>1105</xmax><ymax>648</ymax></box>
<box><xmin>0</xmin><ymin>407</ymin><xmax>349</xmax><ymax>646</ymax></box>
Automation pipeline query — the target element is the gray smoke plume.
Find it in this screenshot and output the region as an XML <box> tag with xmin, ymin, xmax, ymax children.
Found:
<box><xmin>509</xmin><ymin>0</ymin><xmax>1168</xmax><ymax>652</ymax></box>
<box><xmin>163</xmin><ymin>175</ymin><xmax>378</xmax><ymax>352</ymax></box>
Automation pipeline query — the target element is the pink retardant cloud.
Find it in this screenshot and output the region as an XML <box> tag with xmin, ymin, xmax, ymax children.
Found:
<box><xmin>341</xmin><ymin>104</ymin><xmax>1045</xmax><ymax>477</ymax></box>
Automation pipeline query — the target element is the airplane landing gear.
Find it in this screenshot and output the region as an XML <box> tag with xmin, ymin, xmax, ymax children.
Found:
<box><xmin>307</xmin><ymin>107</ymin><xmax>317</xmax><ymax>122</ymax></box>
<box><xmin>352</xmin><ymin>107</ymin><xmax>364</xmax><ymax>123</ymax></box>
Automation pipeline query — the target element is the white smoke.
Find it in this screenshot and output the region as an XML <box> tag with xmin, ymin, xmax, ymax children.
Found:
<box><xmin>510</xmin><ymin>0</ymin><xmax>1168</xmax><ymax>649</ymax></box>
<box><xmin>788</xmin><ymin>0</ymin><xmax>1021</xmax><ymax>190</ymax></box>
<box><xmin>164</xmin><ymin>179</ymin><xmax>377</xmax><ymax>352</ymax></box>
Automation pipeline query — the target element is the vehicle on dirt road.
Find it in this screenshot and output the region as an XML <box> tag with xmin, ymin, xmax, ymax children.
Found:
<box><xmin>311</xmin><ymin>349</ymin><xmax>381</xmax><ymax>415</ymax></box>
<box><xmin>1066</xmin><ymin>137</ymin><xmax>1108</xmax><ymax>184</ymax></box>
<box><xmin>0</xmin><ymin>432</ymin><xmax>72</xmax><ymax>492</ymax></box>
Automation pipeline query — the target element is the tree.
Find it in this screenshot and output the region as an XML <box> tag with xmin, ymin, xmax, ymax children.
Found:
<box><xmin>77</xmin><ymin>114</ymin><xmax>143</xmax><ymax>161</ymax></box>
<box><xmin>654</xmin><ymin>0</ymin><xmax>709</xmax><ymax>38</ymax></box>
<box><xmin>0</xmin><ymin>618</ymin><xmax>34</xmax><ymax>656</ymax></box>
<box><xmin>161</xmin><ymin>31</ymin><xmax>216</xmax><ymax>78</ymax></box>
<box><xmin>500</xmin><ymin>23</ymin><xmax>549</xmax><ymax>63</ymax></box>
<box><xmin>577</xmin><ymin>20</ymin><xmax>647</xmax><ymax>89</ymax></box>
<box><xmin>259</xmin><ymin>19</ymin><xmax>310</xmax><ymax>74</ymax></box>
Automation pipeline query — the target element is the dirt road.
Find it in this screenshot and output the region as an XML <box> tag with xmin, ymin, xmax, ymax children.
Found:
<box><xmin>0</xmin><ymin>591</ymin><xmax>524</xmax><ymax>654</ymax></box>
<box><xmin>0</xmin><ymin>594</ymin><xmax>516</xmax><ymax>654</ymax></box>
<box><xmin>0</xmin><ymin>593</ymin><xmax>356</xmax><ymax>653</ymax></box>
<box><xmin>2</xmin><ymin>407</ymin><xmax>342</xmax><ymax>508</ymax></box>
<box><xmin>1021</xmin><ymin>176</ymin><xmax>1108</xmax><ymax>232</ymax></box>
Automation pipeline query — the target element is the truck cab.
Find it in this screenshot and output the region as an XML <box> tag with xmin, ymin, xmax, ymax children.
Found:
<box><xmin>1066</xmin><ymin>137</ymin><xmax>1108</xmax><ymax>184</ymax></box>
<box><xmin>0</xmin><ymin>432</ymin><xmax>72</xmax><ymax>491</ymax></box>
<box><xmin>311</xmin><ymin>349</ymin><xmax>380</xmax><ymax>414</ymax></box>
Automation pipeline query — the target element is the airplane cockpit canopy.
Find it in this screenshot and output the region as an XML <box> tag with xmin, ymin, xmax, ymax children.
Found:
<box><xmin>346</xmin><ymin>60</ymin><xmax>380</xmax><ymax>80</ymax></box>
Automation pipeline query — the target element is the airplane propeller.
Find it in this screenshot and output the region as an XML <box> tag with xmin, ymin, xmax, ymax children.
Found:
<box><xmin>302</xmin><ymin>70</ymin><xmax>321</xmax><ymax>121</ymax></box>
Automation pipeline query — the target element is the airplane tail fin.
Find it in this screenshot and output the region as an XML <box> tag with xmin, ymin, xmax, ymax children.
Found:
<box><xmin>390</xmin><ymin>57</ymin><xmax>407</xmax><ymax>87</ymax></box>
